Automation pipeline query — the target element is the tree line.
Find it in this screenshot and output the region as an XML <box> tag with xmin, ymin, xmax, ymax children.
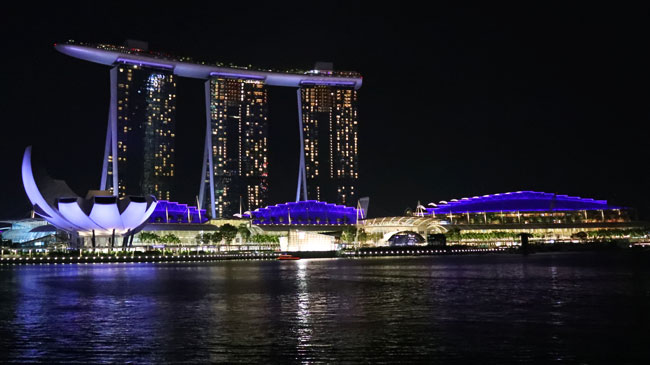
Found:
<box><xmin>138</xmin><ymin>223</ymin><xmax>281</xmax><ymax>245</ymax></box>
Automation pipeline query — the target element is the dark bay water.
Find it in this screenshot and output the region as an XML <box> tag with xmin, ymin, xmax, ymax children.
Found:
<box><xmin>1</xmin><ymin>252</ymin><xmax>649</xmax><ymax>363</ymax></box>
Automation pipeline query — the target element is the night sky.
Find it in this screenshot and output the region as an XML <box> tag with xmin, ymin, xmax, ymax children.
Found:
<box><xmin>1</xmin><ymin>4</ymin><xmax>647</xmax><ymax>219</ymax></box>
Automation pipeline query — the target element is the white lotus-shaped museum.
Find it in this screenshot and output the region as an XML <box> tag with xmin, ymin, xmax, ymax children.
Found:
<box><xmin>21</xmin><ymin>146</ymin><xmax>157</xmax><ymax>236</ymax></box>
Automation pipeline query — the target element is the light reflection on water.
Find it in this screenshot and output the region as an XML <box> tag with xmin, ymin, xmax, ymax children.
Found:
<box><xmin>1</xmin><ymin>252</ymin><xmax>649</xmax><ymax>363</ymax></box>
<box><xmin>295</xmin><ymin>260</ymin><xmax>313</xmax><ymax>355</ymax></box>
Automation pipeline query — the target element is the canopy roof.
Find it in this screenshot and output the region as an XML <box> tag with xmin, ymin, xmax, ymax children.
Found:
<box><xmin>246</xmin><ymin>200</ymin><xmax>362</xmax><ymax>225</ymax></box>
<box><xmin>428</xmin><ymin>191</ymin><xmax>624</xmax><ymax>214</ymax></box>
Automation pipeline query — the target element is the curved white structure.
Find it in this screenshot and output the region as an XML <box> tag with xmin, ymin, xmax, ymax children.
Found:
<box><xmin>21</xmin><ymin>147</ymin><xmax>157</xmax><ymax>237</ymax></box>
<box><xmin>55</xmin><ymin>43</ymin><xmax>363</xmax><ymax>89</ymax></box>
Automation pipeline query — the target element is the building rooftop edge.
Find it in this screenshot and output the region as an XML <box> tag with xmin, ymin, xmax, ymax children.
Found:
<box><xmin>55</xmin><ymin>42</ymin><xmax>363</xmax><ymax>89</ymax></box>
<box><xmin>430</xmin><ymin>191</ymin><xmax>622</xmax><ymax>207</ymax></box>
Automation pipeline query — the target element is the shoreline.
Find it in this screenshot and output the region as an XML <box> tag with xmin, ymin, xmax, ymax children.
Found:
<box><xmin>4</xmin><ymin>245</ymin><xmax>646</xmax><ymax>265</ymax></box>
<box><xmin>1</xmin><ymin>247</ymin><xmax>511</xmax><ymax>265</ymax></box>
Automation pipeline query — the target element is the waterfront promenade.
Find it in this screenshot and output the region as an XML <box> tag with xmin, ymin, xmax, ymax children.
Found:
<box><xmin>0</xmin><ymin>247</ymin><xmax>509</xmax><ymax>265</ymax></box>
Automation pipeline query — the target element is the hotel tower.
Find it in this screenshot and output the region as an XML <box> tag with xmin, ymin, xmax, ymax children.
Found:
<box><xmin>56</xmin><ymin>41</ymin><xmax>362</xmax><ymax>219</ymax></box>
<box><xmin>199</xmin><ymin>77</ymin><xmax>269</xmax><ymax>218</ymax></box>
<box><xmin>298</xmin><ymin>73</ymin><xmax>359</xmax><ymax>206</ymax></box>
<box><xmin>105</xmin><ymin>62</ymin><xmax>177</xmax><ymax>200</ymax></box>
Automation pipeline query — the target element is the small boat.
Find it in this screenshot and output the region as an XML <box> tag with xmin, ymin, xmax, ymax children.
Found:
<box><xmin>277</xmin><ymin>254</ymin><xmax>300</xmax><ymax>260</ymax></box>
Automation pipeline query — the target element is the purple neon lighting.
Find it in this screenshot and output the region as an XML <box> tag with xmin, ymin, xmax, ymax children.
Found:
<box><xmin>55</xmin><ymin>43</ymin><xmax>363</xmax><ymax>89</ymax></box>
<box><xmin>148</xmin><ymin>200</ymin><xmax>208</xmax><ymax>224</ymax></box>
<box><xmin>426</xmin><ymin>191</ymin><xmax>623</xmax><ymax>215</ymax></box>
<box><xmin>300</xmin><ymin>80</ymin><xmax>356</xmax><ymax>87</ymax></box>
<box><xmin>247</xmin><ymin>200</ymin><xmax>362</xmax><ymax>225</ymax></box>
<box><xmin>116</xmin><ymin>57</ymin><xmax>174</xmax><ymax>69</ymax></box>
<box><xmin>209</xmin><ymin>71</ymin><xmax>265</xmax><ymax>80</ymax></box>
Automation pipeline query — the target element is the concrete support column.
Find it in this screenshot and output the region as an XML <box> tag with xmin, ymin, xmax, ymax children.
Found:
<box><xmin>200</xmin><ymin>79</ymin><xmax>217</xmax><ymax>218</ymax></box>
<box><xmin>296</xmin><ymin>88</ymin><xmax>308</xmax><ymax>201</ymax></box>
<box><xmin>101</xmin><ymin>66</ymin><xmax>119</xmax><ymax>195</ymax></box>
<box><xmin>109</xmin><ymin>67</ymin><xmax>119</xmax><ymax>195</ymax></box>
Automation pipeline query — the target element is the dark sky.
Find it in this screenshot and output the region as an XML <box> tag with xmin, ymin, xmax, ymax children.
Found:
<box><xmin>1</xmin><ymin>3</ymin><xmax>647</xmax><ymax>219</ymax></box>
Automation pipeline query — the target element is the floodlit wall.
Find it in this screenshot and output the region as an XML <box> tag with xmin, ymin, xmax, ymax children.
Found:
<box><xmin>281</xmin><ymin>230</ymin><xmax>337</xmax><ymax>252</ymax></box>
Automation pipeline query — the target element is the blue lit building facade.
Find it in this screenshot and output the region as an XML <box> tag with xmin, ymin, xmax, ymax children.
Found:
<box><xmin>147</xmin><ymin>200</ymin><xmax>208</xmax><ymax>224</ymax></box>
<box><xmin>425</xmin><ymin>191</ymin><xmax>631</xmax><ymax>225</ymax></box>
<box><xmin>357</xmin><ymin>192</ymin><xmax>644</xmax><ymax>248</ymax></box>
<box><xmin>245</xmin><ymin>200</ymin><xmax>361</xmax><ymax>225</ymax></box>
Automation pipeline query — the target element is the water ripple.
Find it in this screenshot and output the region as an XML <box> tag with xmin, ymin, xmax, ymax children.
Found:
<box><xmin>1</xmin><ymin>252</ymin><xmax>649</xmax><ymax>363</ymax></box>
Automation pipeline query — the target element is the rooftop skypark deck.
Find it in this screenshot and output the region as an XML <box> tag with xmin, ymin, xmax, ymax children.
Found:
<box><xmin>55</xmin><ymin>41</ymin><xmax>363</xmax><ymax>88</ymax></box>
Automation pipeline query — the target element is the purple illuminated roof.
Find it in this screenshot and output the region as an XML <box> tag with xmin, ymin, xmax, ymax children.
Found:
<box><xmin>427</xmin><ymin>191</ymin><xmax>624</xmax><ymax>215</ymax></box>
<box><xmin>55</xmin><ymin>42</ymin><xmax>363</xmax><ymax>89</ymax></box>
<box><xmin>148</xmin><ymin>200</ymin><xmax>208</xmax><ymax>224</ymax></box>
<box><xmin>245</xmin><ymin>200</ymin><xmax>362</xmax><ymax>225</ymax></box>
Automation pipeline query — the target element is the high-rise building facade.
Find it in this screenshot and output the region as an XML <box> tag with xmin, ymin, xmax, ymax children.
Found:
<box><xmin>200</xmin><ymin>77</ymin><xmax>269</xmax><ymax>218</ymax></box>
<box><xmin>105</xmin><ymin>64</ymin><xmax>177</xmax><ymax>200</ymax></box>
<box><xmin>57</xmin><ymin>41</ymin><xmax>362</xmax><ymax>217</ymax></box>
<box><xmin>299</xmin><ymin>85</ymin><xmax>359</xmax><ymax>205</ymax></box>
